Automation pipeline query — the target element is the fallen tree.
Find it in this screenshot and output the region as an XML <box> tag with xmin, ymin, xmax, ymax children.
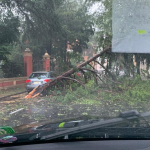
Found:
<box><xmin>25</xmin><ymin>46</ymin><xmax>113</xmax><ymax>99</ymax></box>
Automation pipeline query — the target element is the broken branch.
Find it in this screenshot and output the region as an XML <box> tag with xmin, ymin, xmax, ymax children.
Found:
<box><xmin>79</xmin><ymin>67</ymin><xmax>110</xmax><ymax>89</ymax></box>
<box><xmin>94</xmin><ymin>60</ymin><xmax>115</xmax><ymax>80</ymax></box>
<box><xmin>103</xmin><ymin>75</ymin><xmax>121</xmax><ymax>84</ymax></box>
<box><xmin>61</xmin><ymin>76</ymin><xmax>85</xmax><ymax>88</ymax></box>
<box><xmin>25</xmin><ymin>46</ymin><xmax>111</xmax><ymax>99</ymax></box>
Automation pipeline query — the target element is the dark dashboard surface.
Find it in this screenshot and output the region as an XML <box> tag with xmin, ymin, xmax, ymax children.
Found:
<box><xmin>0</xmin><ymin>140</ymin><xmax>150</xmax><ymax>150</ymax></box>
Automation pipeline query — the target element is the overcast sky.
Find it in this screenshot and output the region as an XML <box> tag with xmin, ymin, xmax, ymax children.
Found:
<box><xmin>89</xmin><ymin>2</ymin><xmax>103</xmax><ymax>14</ymax></box>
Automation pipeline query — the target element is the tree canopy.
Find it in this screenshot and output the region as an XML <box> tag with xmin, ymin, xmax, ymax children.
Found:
<box><xmin>0</xmin><ymin>10</ymin><xmax>19</xmax><ymax>61</ymax></box>
<box><xmin>88</xmin><ymin>0</ymin><xmax>150</xmax><ymax>75</ymax></box>
<box><xmin>0</xmin><ymin>0</ymin><xmax>95</xmax><ymax>76</ymax></box>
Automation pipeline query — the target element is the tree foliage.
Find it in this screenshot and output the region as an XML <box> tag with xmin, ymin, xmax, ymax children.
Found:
<box><xmin>89</xmin><ymin>0</ymin><xmax>150</xmax><ymax>76</ymax></box>
<box><xmin>51</xmin><ymin>0</ymin><xmax>95</xmax><ymax>72</ymax></box>
<box><xmin>0</xmin><ymin>10</ymin><xmax>19</xmax><ymax>61</ymax></box>
<box><xmin>0</xmin><ymin>0</ymin><xmax>95</xmax><ymax>77</ymax></box>
<box><xmin>1</xmin><ymin>44</ymin><xmax>24</xmax><ymax>78</ymax></box>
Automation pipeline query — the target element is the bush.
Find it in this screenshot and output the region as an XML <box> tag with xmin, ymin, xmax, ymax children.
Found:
<box><xmin>53</xmin><ymin>79</ymin><xmax>100</xmax><ymax>104</ymax></box>
<box><xmin>2</xmin><ymin>60</ymin><xmax>24</xmax><ymax>78</ymax></box>
<box><xmin>1</xmin><ymin>45</ymin><xmax>24</xmax><ymax>78</ymax></box>
<box><xmin>100</xmin><ymin>75</ymin><xmax>150</xmax><ymax>105</ymax></box>
<box><xmin>48</xmin><ymin>72</ymin><xmax>150</xmax><ymax>106</ymax></box>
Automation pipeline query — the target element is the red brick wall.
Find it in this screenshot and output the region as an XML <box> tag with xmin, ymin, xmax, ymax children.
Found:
<box><xmin>2</xmin><ymin>82</ymin><xmax>13</xmax><ymax>87</ymax></box>
<box><xmin>16</xmin><ymin>80</ymin><xmax>26</xmax><ymax>85</ymax></box>
<box><xmin>0</xmin><ymin>77</ymin><xmax>27</xmax><ymax>89</ymax></box>
<box><xmin>0</xmin><ymin>82</ymin><xmax>13</xmax><ymax>87</ymax></box>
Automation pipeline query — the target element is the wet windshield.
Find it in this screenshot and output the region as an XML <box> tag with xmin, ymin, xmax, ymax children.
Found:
<box><xmin>0</xmin><ymin>0</ymin><xmax>150</xmax><ymax>144</ymax></box>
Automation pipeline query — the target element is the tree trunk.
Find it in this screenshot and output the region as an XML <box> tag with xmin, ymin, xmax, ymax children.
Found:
<box><xmin>137</xmin><ymin>61</ymin><xmax>140</xmax><ymax>75</ymax></box>
<box><xmin>136</xmin><ymin>55</ymin><xmax>141</xmax><ymax>75</ymax></box>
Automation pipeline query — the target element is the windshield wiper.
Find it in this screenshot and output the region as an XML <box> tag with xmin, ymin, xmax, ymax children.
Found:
<box><xmin>32</xmin><ymin>110</ymin><xmax>150</xmax><ymax>140</ymax></box>
<box><xmin>3</xmin><ymin>110</ymin><xmax>150</xmax><ymax>144</ymax></box>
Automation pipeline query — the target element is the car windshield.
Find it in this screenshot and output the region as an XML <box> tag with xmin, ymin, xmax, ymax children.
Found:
<box><xmin>29</xmin><ymin>73</ymin><xmax>48</xmax><ymax>79</ymax></box>
<box><xmin>0</xmin><ymin>0</ymin><xmax>150</xmax><ymax>144</ymax></box>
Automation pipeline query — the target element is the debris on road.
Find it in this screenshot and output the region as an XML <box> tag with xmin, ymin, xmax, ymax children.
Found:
<box><xmin>9</xmin><ymin>108</ymin><xmax>24</xmax><ymax>115</ymax></box>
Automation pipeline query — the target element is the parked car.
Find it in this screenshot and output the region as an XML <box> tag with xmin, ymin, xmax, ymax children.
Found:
<box><xmin>26</xmin><ymin>71</ymin><xmax>56</xmax><ymax>92</ymax></box>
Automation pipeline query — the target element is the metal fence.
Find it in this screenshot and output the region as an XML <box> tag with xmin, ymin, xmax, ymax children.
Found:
<box><xmin>33</xmin><ymin>60</ymin><xmax>44</xmax><ymax>72</ymax></box>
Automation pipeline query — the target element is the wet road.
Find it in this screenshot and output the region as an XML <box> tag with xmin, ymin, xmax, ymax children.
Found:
<box><xmin>0</xmin><ymin>93</ymin><xmax>149</xmax><ymax>129</ymax></box>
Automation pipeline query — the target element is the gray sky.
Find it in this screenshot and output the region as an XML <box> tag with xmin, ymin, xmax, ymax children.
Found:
<box><xmin>89</xmin><ymin>2</ymin><xmax>104</xmax><ymax>14</ymax></box>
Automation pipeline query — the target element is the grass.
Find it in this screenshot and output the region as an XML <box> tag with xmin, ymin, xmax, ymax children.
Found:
<box><xmin>75</xmin><ymin>99</ymin><xmax>101</xmax><ymax>105</ymax></box>
<box><xmin>44</xmin><ymin>76</ymin><xmax>150</xmax><ymax>117</ymax></box>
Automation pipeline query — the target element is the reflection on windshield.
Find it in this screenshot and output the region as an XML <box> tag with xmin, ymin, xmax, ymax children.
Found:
<box><xmin>0</xmin><ymin>0</ymin><xmax>150</xmax><ymax>143</ymax></box>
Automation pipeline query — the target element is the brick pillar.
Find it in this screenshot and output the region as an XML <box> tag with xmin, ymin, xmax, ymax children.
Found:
<box><xmin>23</xmin><ymin>48</ymin><xmax>33</xmax><ymax>76</ymax></box>
<box><xmin>43</xmin><ymin>53</ymin><xmax>50</xmax><ymax>71</ymax></box>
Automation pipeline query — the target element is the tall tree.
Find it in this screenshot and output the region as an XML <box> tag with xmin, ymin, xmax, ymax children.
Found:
<box><xmin>0</xmin><ymin>0</ymin><xmax>63</xmax><ymax>53</ymax></box>
<box><xmin>0</xmin><ymin>0</ymin><xmax>64</xmax><ymax>73</ymax></box>
<box><xmin>0</xmin><ymin>10</ymin><xmax>19</xmax><ymax>61</ymax></box>
<box><xmin>0</xmin><ymin>0</ymin><xmax>95</xmax><ymax>74</ymax></box>
<box><xmin>51</xmin><ymin>0</ymin><xmax>95</xmax><ymax>72</ymax></box>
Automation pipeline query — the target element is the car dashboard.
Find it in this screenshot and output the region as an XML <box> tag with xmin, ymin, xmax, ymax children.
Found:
<box><xmin>0</xmin><ymin>140</ymin><xmax>150</xmax><ymax>150</ymax></box>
